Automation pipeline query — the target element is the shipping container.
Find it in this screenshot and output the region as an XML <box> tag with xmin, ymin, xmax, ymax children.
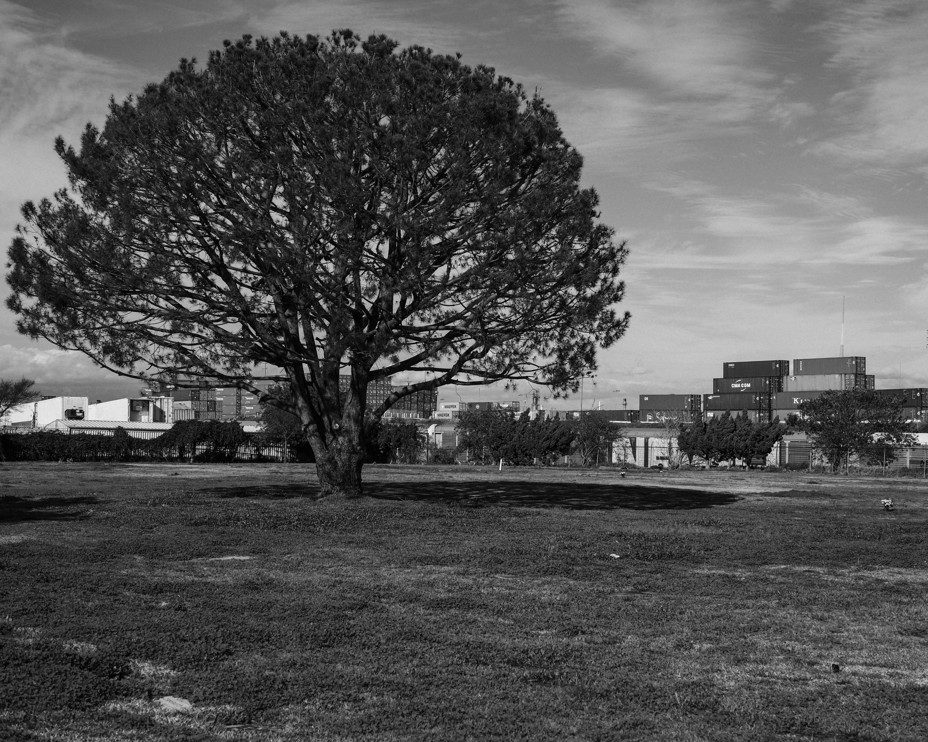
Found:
<box><xmin>783</xmin><ymin>374</ymin><xmax>870</xmax><ymax>392</ymax></box>
<box><xmin>705</xmin><ymin>409</ymin><xmax>762</xmax><ymax>422</ymax></box>
<box><xmin>773</xmin><ymin>391</ymin><xmax>826</xmax><ymax>410</ymax></box>
<box><xmin>722</xmin><ymin>360</ymin><xmax>789</xmax><ymax>378</ymax></box>
<box><xmin>712</xmin><ymin>376</ymin><xmax>783</xmax><ymax>394</ymax></box>
<box><xmin>873</xmin><ymin>388</ymin><xmax>927</xmax><ymax>408</ymax></box>
<box><xmin>639</xmin><ymin>410</ymin><xmax>698</xmax><ymax>423</ymax></box>
<box><xmin>792</xmin><ymin>356</ymin><xmax>865</xmax><ymax>376</ymax></box>
<box><xmin>703</xmin><ymin>393</ymin><xmax>770</xmax><ymax>411</ymax></box>
<box><xmin>638</xmin><ymin>394</ymin><xmax>702</xmax><ymax>412</ymax></box>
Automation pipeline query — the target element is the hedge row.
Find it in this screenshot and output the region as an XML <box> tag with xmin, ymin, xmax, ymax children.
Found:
<box><xmin>0</xmin><ymin>422</ymin><xmax>293</xmax><ymax>463</ymax></box>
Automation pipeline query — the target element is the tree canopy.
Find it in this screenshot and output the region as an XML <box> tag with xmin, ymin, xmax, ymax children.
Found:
<box><xmin>798</xmin><ymin>390</ymin><xmax>915</xmax><ymax>473</ymax></box>
<box><xmin>677</xmin><ymin>412</ymin><xmax>783</xmax><ymax>467</ymax></box>
<box><xmin>6</xmin><ymin>31</ymin><xmax>629</xmax><ymax>496</ymax></box>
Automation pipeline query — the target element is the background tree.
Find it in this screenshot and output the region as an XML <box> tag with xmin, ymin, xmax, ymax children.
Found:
<box><xmin>259</xmin><ymin>383</ymin><xmax>314</xmax><ymax>461</ymax></box>
<box><xmin>677</xmin><ymin>419</ymin><xmax>705</xmax><ymax>466</ymax></box>
<box><xmin>375</xmin><ymin>420</ymin><xmax>424</xmax><ymax>464</ymax></box>
<box><xmin>678</xmin><ymin>414</ymin><xmax>782</xmax><ymax>467</ymax></box>
<box><xmin>456</xmin><ymin>408</ymin><xmax>516</xmax><ymax>464</ymax></box>
<box><xmin>705</xmin><ymin>413</ymin><xmax>737</xmax><ymax>464</ymax></box>
<box><xmin>0</xmin><ymin>378</ymin><xmax>40</xmax><ymax>422</ymax></box>
<box><xmin>731</xmin><ymin>413</ymin><xmax>783</xmax><ymax>467</ymax></box>
<box><xmin>571</xmin><ymin>413</ymin><xmax>621</xmax><ymax>467</ymax></box>
<box><xmin>456</xmin><ymin>408</ymin><xmax>575</xmax><ymax>465</ymax></box>
<box><xmin>798</xmin><ymin>390</ymin><xmax>915</xmax><ymax>473</ymax></box>
<box><xmin>6</xmin><ymin>31</ymin><xmax>629</xmax><ymax>498</ymax></box>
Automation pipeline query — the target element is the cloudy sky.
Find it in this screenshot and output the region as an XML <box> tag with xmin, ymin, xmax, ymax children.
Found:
<box><xmin>1</xmin><ymin>0</ymin><xmax>927</xmax><ymax>407</ymax></box>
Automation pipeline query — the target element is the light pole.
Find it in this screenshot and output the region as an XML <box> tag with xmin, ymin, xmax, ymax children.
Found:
<box><xmin>578</xmin><ymin>373</ymin><xmax>597</xmax><ymax>415</ymax></box>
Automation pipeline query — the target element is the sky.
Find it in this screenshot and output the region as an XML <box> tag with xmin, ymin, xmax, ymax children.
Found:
<box><xmin>1</xmin><ymin>0</ymin><xmax>927</xmax><ymax>408</ymax></box>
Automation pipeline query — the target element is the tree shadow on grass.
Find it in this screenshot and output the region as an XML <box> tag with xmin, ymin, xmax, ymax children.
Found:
<box><xmin>0</xmin><ymin>495</ymin><xmax>100</xmax><ymax>523</ymax></box>
<box><xmin>371</xmin><ymin>480</ymin><xmax>741</xmax><ymax>510</ymax></box>
<box><xmin>205</xmin><ymin>484</ymin><xmax>312</xmax><ymax>500</ymax></box>
<box><xmin>202</xmin><ymin>481</ymin><xmax>742</xmax><ymax>510</ymax></box>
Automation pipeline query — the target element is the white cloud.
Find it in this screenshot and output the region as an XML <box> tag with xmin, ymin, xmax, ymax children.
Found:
<box><xmin>245</xmin><ymin>0</ymin><xmax>464</xmax><ymax>50</ymax></box>
<box><xmin>644</xmin><ymin>177</ymin><xmax>928</xmax><ymax>267</ymax></box>
<box><xmin>0</xmin><ymin>1</ymin><xmax>143</xmax><ymax>238</ymax></box>
<box><xmin>554</xmin><ymin>0</ymin><xmax>780</xmax><ymax>124</ymax></box>
<box><xmin>817</xmin><ymin>1</ymin><xmax>928</xmax><ymax>169</ymax></box>
<box><xmin>0</xmin><ymin>3</ymin><xmax>138</xmax><ymax>141</ymax></box>
<box><xmin>0</xmin><ymin>343</ymin><xmax>108</xmax><ymax>381</ymax></box>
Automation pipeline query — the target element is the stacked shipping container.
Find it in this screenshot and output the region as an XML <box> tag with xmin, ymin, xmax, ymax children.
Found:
<box><xmin>703</xmin><ymin>359</ymin><xmax>789</xmax><ymax>421</ymax></box>
<box><xmin>722</xmin><ymin>360</ymin><xmax>789</xmax><ymax>378</ymax></box>
<box><xmin>172</xmin><ymin>386</ymin><xmax>219</xmax><ymax>421</ymax></box>
<box><xmin>638</xmin><ymin>394</ymin><xmax>701</xmax><ymax>423</ymax></box>
<box><xmin>792</xmin><ymin>357</ymin><xmax>865</xmax><ymax>375</ymax></box>
<box><xmin>783</xmin><ymin>374</ymin><xmax>874</xmax><ymax>392</ymax></box>
<box><xmin>712</xmin><ymin>376</ymin><xmax>783</xmax><ymax>394</ymax></box>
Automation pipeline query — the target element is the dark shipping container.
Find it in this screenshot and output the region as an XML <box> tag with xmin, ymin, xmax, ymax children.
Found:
<box><xmin>773</xmin><ymin>391</ymin><xmax>826</xmax><ymax>409</ymax></box>
<box><xmin>638</xmin><ymin>394</ymin><xmax>702</xmax><ymax>412</ymax></box>
<box><xmin>712</xmin><ymin>376</ymin><xmax>783</xmax><ymax>394</ymax></box>
<box><xmin>703</xmin><ymin>393</ymin><xmax>771</xmax><ymax>411</ymax></box>
<box><xmin>722</xmin><ymin>360</ymin><xmax>789</xmax><ymax>378</ymax></box>
<box><xmin>792</xmin><ymin>356</ymin><xmax>865</xmax><ymax>376</ymax></box>
<box><xmin>873</xmin><ymin>388</ymin><xmax>927</xmax><ymax>408</ymax></box>
<box><xmin>639</xmin><ymin>410</ymin><xmax>698</xmax><ymax>423</ymax></box>
<box><xmin>783</xmin><ymin>374</ymin><xmax>871</xmax><ymax>392</ymax></box>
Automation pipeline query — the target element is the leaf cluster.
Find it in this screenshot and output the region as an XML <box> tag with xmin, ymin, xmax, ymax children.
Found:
<box><xmin>0</xmin><ymin>377</ymin><xmax>40</xmax><ymax>420</ymax></box>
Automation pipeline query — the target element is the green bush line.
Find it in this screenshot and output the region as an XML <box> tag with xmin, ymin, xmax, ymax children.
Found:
<box><xmin>0</xmin><ymin>422</ymin><xmax>277</xmax><ymax>463</ymax></box>
<box><xmin>0</xmin><ymin>419</ymin><xmax>416</xmax><ymax>465</ymax></box>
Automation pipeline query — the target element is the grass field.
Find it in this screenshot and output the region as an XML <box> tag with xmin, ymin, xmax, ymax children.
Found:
<box><xmin>2</xmin><ymin>462</ymin><xmax>927</xmax><ymax>741</ymax></box>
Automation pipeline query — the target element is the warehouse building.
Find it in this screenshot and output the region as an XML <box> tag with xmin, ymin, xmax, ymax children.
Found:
<box><xmin>2</xmin><ymin>396</ymin><xmax>88</xmax><ymax>428</ymax></box>
<box><xmin>86</xmin><ymin>397</ymin><xmax>172</xmax><ymax>424</ymax></box>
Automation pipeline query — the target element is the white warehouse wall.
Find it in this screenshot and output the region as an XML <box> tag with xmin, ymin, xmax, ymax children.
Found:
<box><xmin>87</xmin><ymin>398</ymin><xmax>131</xmax><ymax>421</ymax></box>
<box><xmin>4</xmin><ymin>396</ymin><xmax>88</xmax><ymax>427</ymax></box>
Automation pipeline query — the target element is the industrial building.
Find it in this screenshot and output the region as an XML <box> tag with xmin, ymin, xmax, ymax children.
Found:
<box><xmin>87</xmin><ymin>397</ymin><xmax>172</xmax><ymax>424</ymax></box>
<box><xmin>3</xmin><ymin>396</ymin><xmax>89</xmax><ymax>428</ymax></box>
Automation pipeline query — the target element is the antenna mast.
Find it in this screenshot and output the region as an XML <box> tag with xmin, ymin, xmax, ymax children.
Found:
<box><xmin>840</xmin><ymin>295</ymin><xmax>845</xmax><ymax>358</ymax></box>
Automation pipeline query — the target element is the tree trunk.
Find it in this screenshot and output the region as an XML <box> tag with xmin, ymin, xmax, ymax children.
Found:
<box><xmin>315</xmin><ymin>445</ymin><xmax>364</xmax><ymax>498</ymax></box>
<box><xmin>311</xmin><ymin>409</ymin><xmax>367</xmax><ymax>499</ymax></box>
